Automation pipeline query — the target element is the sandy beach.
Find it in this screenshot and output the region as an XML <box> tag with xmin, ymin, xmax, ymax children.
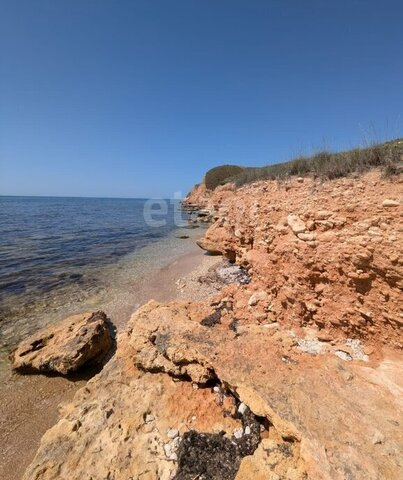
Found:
<box><xmin>0</xmin><ymin>242</ymin><xmax>221</xmax><ymax>480</ymax></box>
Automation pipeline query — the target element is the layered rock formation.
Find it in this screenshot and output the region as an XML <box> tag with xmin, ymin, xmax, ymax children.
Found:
<box><xmin>22</xmin><ymin>169</ymin><xmax>402</xmax><ymax>479</ymax></box>
<box><xmin>196</xmin><ymin>170</ymin><xmax>402</xmax><ymax>349</ymax></box>
<box><xmin>11</xmin><ymin>311</ymin><xmax>113</xmax><ymax>375</ymax></box>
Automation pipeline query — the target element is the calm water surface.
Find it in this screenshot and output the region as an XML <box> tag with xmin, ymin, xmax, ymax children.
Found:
<box><xmin>0</xmin><ymin>196</ymin><xmax>196</xmax><ymax>355</ymax></box>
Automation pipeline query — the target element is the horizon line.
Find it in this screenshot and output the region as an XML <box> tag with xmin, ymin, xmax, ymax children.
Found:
<box><xmin>0</xmin><ymin>194</ymin><xmax>184</xmax><ymax>200</ymax></box>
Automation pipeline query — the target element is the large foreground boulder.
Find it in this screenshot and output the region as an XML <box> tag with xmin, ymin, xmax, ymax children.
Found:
<box><xmin>11</xmin><ymin>311</ymin><xmax>113</xmax><ymax>375</ymax></box>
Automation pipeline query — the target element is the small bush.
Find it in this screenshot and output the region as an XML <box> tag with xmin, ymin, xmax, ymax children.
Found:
<box><xmin>204</xmin><ymin>165</ymin><xmax>244</xmax><ymax>190</ymax></box>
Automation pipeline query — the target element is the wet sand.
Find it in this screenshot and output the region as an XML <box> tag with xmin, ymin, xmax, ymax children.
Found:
<box><xmin>0</xmin><ymin>242</ymin><xmax>220</xmax><ymax>480</ymax></box>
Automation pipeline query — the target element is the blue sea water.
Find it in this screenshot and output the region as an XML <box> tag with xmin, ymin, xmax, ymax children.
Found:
<box><xmin>0</xmin><ymin>196</ymin><xmax>196</xmax><ymax>352</ymax></box>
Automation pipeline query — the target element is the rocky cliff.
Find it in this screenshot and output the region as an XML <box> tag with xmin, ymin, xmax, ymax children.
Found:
<box><xmin>22</xmin><ymin>168</ymin><xmax>402</xmax><ymax>480</ymax></box>
<box><xmin>195</xmin><ymin>170</ymin><xmax>402</xmax><ymax>349</ymax></box>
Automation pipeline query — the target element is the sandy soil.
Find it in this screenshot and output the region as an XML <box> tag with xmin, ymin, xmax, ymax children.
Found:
<box><xmin>0</xmin><ymin>244</ymin><xmax>220</xmax><ymax>480</ymax></box>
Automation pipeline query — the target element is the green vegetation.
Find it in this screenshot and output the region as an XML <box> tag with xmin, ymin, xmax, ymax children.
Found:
<box><xmin>204</xmin><ymin>165</ymin><xmax>245</xmax><ymax>190</ymax></box>
<box><xmin>205</xmin><ymin>139</ymin><xmax>403</xmax><ymax>189</ymax></box>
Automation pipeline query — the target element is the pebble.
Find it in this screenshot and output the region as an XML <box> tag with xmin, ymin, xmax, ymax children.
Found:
<box><xmin>244</xmin><ymin>426</ymin><xmax>251</xmax><ymax>435</ymax></box>
<box><xmin>164</xmin><ymin>437</ymin><xmax>181</xmax><ymax>460</ymax></box>
<box><xmin>305</xmin><ymin>302</ymin><xmax>318</xmax><ymax>313</ymax></box>
<box><xmin>297</xmin><ymin>232</ymin><xmax>316</xmax><ymax>241</ymax></box>
<box><xmin>368</xmin><ymin>227</ymin><xmax>383</xmax><ymax>237</ymax></box>
<box><xmin>163</xmin><ymin>444</ymin><xmax>172</xmax><ymax>457</ymax></box>
<box><xmin>233</xmin><ymin>427</ymin><xmax>243</xmax><ymax>439</ymax></box>
<box><xmin>167</xmin><ymin>428</ymin><xmax>179</xmax><ymax>439</ymax></box>
<box><xmin>319</xmin><ymin>231</ymin><xmax>336</xmax><ymax>242</ymax></box>
<box><xmin>238</xmin><ymin>402</ymin><xmax>247</xmax><ymax>415</ymax></box>
<box><xmin>145</xmin><ymin>414</ymin><xmax>155</xmax><ymax>423</ymax></box>
<box><xmin>382</xmin><ymin>199</ymin><xmax>400</xmax><ymax>207</ymax></box>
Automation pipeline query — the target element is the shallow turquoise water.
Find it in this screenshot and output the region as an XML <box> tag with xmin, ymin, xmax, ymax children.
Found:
<box><xmin>0</xmin><ymin>196</ymin><xmax>197</xmax><ymax>352</ymax></box>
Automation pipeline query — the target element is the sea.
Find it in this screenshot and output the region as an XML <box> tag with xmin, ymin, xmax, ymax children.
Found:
<box><xmin>0</xmin><ymin>196</ymin><xmax>201</xmax><ymax>363</ymax></box>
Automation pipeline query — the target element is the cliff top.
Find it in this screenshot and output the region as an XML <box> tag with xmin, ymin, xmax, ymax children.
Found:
<box><xmin>195</xmin><ymin>138</ymin><xmax>403</xmax><ymax>194</ymax></box>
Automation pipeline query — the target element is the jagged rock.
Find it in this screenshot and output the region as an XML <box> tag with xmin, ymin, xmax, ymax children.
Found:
<box><xmin>182</xmin><ymin>183</ymin><xmax>211</xmax><ymax>209</ymax></box>
<box><xmin>127</xmin><ymin>301</ymin><xmax>402</xmax><ymax>480</ymax></box>
<box><xmin>196</xmin><ymin>238</ymin><xmax>222</xmax><ymax>255</ymax></box>
<box><xmin>22</xmin><ymin>296</ymin><xmax>402</xmax><ymax>480</ymax></box>
<box><xmin>22</xmin><ymin>335</ymin><xmax>244</xmax><ymax>480</ymax></box>
<box><xmin>11</xmin><ymin>311</ymin><xmax>113</xmax><ymax>375</ymax></box>
<box><xmin>235</xmin><ymin>438</ymin><xmax>306</xmax><ymax>480</ymax></box>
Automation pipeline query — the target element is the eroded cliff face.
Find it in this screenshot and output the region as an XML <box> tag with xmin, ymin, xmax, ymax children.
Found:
<box><xmin>197</xmin><ymin>170</ymin><xmax>402</xmax><ymax>349</ymax></box>
<box><xmin>23</xmin><ymin>170</ymin><xmax>402</xmax><ymax>480</ymax></box>
<box><xmin>183</xmin><ymin>183</ymin><xmax>212</xmax><ymax>208</ymax></box>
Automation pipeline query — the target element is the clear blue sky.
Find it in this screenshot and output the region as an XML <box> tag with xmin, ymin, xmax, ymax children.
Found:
<box><xmin>1</xmin><ymin>0</ymin><xmax>402</xmax><ymax>198</ymax></box>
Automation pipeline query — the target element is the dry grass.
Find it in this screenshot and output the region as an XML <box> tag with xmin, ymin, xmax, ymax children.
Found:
<box><xmin>218</xmin><ymin>139</ymin><xmax>403</xmax><ymax>187</ymax></box>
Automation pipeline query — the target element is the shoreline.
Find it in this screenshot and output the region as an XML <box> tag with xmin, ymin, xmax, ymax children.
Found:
<box><xmin>0</xmin><ymin>224</ymin><xmax>206</xmax><ymax>369</ymax></box>
<box><xmin>0</xmin><ymin>238</ymin><xmax>220</xmax><ymax>480</ymax></box>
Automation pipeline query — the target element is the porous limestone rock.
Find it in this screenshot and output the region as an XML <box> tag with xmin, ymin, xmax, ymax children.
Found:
<box><xmin>195</xmin><ymin>170</ymin><xmax>403</xmax><ymax>348</ymax></box>
<box><xmin>127</xmin><ymin>301</ymin><xmax>402</xmax><ymax>480</ymax></box>
<box><xmin>22</xmin><ymin>335</ymin><xmax>248</xmax><ymax>480</ymax></box>
<box><xmin>11</xmin><ymin>311</ymin><xmax>113</xmax><ymax>375</ymax></box>
<box><xmin>22</xmin><ymin>301</ymin><xmax>402</xmax><ymax>480</ymax></box>
<box><xmin>196</xmin><ymin>237</ymin><xmax>223</xmax><ymax>255</ymax></box>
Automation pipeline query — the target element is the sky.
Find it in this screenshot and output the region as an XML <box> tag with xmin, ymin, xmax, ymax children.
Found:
<box><xmin>0</xmin><ymin>0</ymin><xmax>402</xmax><ymax>198</ymax></box>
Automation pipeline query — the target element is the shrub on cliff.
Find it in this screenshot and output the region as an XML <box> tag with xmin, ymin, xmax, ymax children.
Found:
<box><xmin>230</xmin><ymin>139</ymin><xmax>403</xmax><ymax>186</ymax></box>
<box><xmin>204</xmin><ymin>165</ymin><xmax>244</xmax><ymax>190</ymax></box>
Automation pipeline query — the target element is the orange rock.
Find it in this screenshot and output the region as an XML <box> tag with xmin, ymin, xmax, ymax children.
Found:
<box><xmin>11</xmin><ymin>311</ymin><xmax>113</xmax><ymax>375</ymax></box>
<box><xmin>193</xmin><ymin>169</ymin><xmax>402</xmax><ymax>348</ymax></box>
